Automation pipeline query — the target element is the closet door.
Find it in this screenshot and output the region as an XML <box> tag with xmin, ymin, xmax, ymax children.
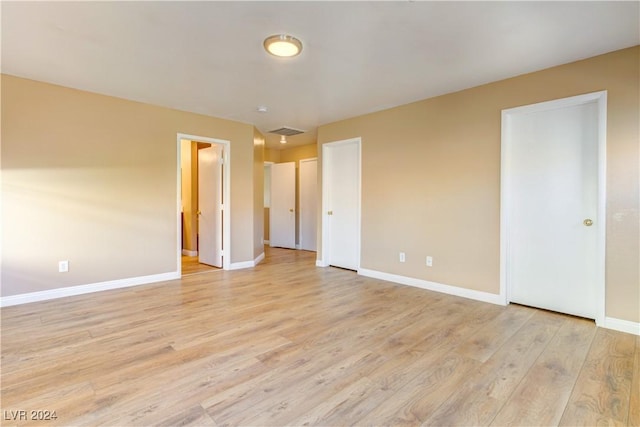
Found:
<box><xmin>270</xmin><ymin>162</ymin><xmax>296</xmax><ymax>249</ymax></box>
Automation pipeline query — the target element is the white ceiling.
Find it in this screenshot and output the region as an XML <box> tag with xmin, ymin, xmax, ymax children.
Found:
<box><xmin>2</xmin><ymin>1</ymin><xmax>638</xmax><ymax>149</ymax></box>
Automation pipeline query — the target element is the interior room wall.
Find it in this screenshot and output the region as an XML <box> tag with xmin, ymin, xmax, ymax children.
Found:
<box><xmin>317</xmin><ymin>46</ymin><xmax>640</xmax><ymax>323</ymax></box>
<box><xmin>1</xmin><ymin>74</ymin><xmax>257</xmax><ymax>297</ymax></box>
<box><xmin>264</xmin><ymin>148</ymin><xmax>281</xmax><ymax>163</ymax></box>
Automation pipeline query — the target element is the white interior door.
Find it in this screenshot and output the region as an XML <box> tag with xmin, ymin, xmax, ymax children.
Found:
<box><xmin>299</xmin><ymin>158</ymin><xmax>318</xmax><ymax>251</ymax></box>
<box><xmin>270</xmin><ymin>162</ymin><xmax>296</xmax><ymax>249</ymax></box>
<box><xmin>198</xmin><ymin>144</ymin><xmax>223</xmax><ymax>267</ymax></box>
<box><xmin>503</xmin><ymin>93</ymin><xmax>605</xmax><ymax>319</ymax></box>
<box><xmin>323</xmin><ymin>139</ymin><xmax>360</xmax><ymax>270</ymax></box>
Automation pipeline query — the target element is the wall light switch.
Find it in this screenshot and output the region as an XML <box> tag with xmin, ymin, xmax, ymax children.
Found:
<box><xmin>399</xmin><ymin>252</ymin><xmax>406</xmax><ymax>263</ymax></box>
<box><xmin>426</xmin><ymin>256</ymin><xmax>433</xmax><ymax>267</ymax></box>
<box><xmin>59</xmin><ymin>260</ymin><xmax>69</xmax><ymax>273</ymax></box>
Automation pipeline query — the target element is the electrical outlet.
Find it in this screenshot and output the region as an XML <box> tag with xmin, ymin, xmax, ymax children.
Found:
<box><xmin>58</xmin><ymin>260</ymin><xmax>69</xmax><ymax>273</ymax></box>
<box><xmin>426</xmin><ymin>256</ymin><xmax>433</xmax><ymax>267</ymax></box>
<box><xmin>399</xmin><ymin>252</ymin><xmax>406</xmax><ymax>263</ymax></box>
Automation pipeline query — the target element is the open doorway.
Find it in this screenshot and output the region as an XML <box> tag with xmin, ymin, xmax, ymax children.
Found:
<box><xmin>177</xmin><ymin>133</ymin><xmax>231</xmax><ymax>276</ymax></box>
<box><xmin>263</xmin><ymin>144</ymin><xmax>319</xmax><ymax>254</ymax></box>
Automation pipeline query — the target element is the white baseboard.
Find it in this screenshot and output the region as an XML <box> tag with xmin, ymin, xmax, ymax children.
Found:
<box><xmin>357</xmin><ymin>269</ymin><xmax>639</xmax><ymax>334</ymax></box>
<box><xmin>358</xmin><ymin>268</ymin><xmax>505</xmax><ymax>306</ymax></box>
<box><xmin>296</xmin><ymin>244</ymin><xmax>301</xmax><ymax>250</ymax></box>
<box><xmin>316</xmin><ymin>260</ymin><xmax>328</xmax><ymax>267</ymax></box>
<box><xmin>603</xmin><ymin>317</ymin><xmax>640</xmax><ymax>336</ymax></box>
<box><xmin>0</xmin><ymin>272</ymin><xmax>180</xmax><ymax>308</ymax></box>
<box><xmin>229</xmin><ymin>261</ymin><xmax>254</xmax><ymax>270</ymax></box>
<box><xmin>229</xmin><ymin>252</ymin><xmax>265</xmax><ymax>270</ymax></box>
<box><xmin>181</xmin><ymin>249</ymin><xmax>198</xmax><ymax>256</ymax></box>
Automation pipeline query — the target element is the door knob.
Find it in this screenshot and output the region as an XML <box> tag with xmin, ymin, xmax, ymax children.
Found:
<box><xmin>289</xmin><ymin>208</ymin><xmax>294</xmax><ymax>212</ymax></box>
<box><xmin>583</xmin><ymin>218</ymin><xmax>593</xmax><ymax>226</ymax></box>
<box><xmin>197</xmin><ymin>210</ymin><xmax>202</xmax><ymax>216</ymax></box>
<box><xmin>327</xmin><ymin>211</ymin><xmax>333</xmax><ymax>215</ymax></box>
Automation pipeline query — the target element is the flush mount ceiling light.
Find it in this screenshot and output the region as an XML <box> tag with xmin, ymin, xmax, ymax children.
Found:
<box><xmin>280</xmin><ymin>135</ymin><xmax>287</xmax><ymax>144</ymax></box>
<box><xmin>263</xmin><ymin>34</ymin><xmax>303</xmax><ymax>57</ymax></box>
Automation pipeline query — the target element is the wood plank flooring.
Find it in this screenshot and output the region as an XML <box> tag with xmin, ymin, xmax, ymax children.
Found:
<box><xmin>1</xmin><ymin>247</ymin><xmax>638</xmax><ymax>426</ymax></box>
<box><xmin>181</xmin><ymin>256</ymin><xmax>219</xmax><ymax>276</ymax></box>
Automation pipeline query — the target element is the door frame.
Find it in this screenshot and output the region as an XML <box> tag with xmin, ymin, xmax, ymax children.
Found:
<box><xmin>269</xmin><ymin>161</ymin><xmax>296</xmax><ymax>249</ymax></box>
<box><xmin>319</xmin><ymin>137</ymin><xmax>362</xmax><ymax>269</ymax></box>
<box><xmin>299</xmin><ymin>157</ymin><xmax>318</xmax><ymax>251</ymax></box>
<box><xmin>263</xmin><ymin>161</ymin><xmax>274</xmax><ymax>245</ymax></box>
<box><xmin>197</xmin><ymin>143</ymin><xmax>223</xmax><ymax>268</ymax></box>
<box><xmin>499</xmin><ymin>91</ymin><xmax>607</xmax><ymax>325</ymax></box>
<box><xmin>177</xmin><ymin>133</ymin><xmax>231</xmax><ymax>272</ymax></box>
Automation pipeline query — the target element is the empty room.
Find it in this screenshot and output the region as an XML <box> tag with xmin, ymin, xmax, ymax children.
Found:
<box><xmin>1</xmin><ymin>2</ymin><xmax>639</xmax><ymax>426</ymax></box>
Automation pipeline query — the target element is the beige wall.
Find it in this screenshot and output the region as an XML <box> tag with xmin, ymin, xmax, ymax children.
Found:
<box><xmin>317</xmin><ymin>46</ymin><xmax>640</xmax><ymax>323</ymax></box>
<box><xmin>264</xmin><ymin>148</ymin><xmax>281</xmax><ymax>163</ymax></box>
<box><xmin>279</xmin><ymin>143</ymin><xmax>318</xmax><ymax>165</ymax></box>
<box><xmin>1</xmin><ymin>74</ymin><xmax>257</xmax><ymax>297</ymax></box>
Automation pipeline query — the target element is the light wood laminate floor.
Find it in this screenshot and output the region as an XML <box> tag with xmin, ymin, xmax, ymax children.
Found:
<box><xmin>2</xmin><ymin>247</ymin><xmax>638</xmax><ymax>426</ymax></box>
<box><xmin>181</xmin><ymin>256</ymin><xmax>220</xmax><ymax>276</ymax></box>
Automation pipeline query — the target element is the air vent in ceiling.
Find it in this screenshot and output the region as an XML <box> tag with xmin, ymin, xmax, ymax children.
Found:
<box><xmin>268</xmin><ymin>127</ymin><xmax>305</xmax><ymax>136</ymax></box>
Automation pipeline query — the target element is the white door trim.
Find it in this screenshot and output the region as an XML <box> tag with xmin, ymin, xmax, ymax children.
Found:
<box><xmin>197</xmin><ymin>144</ymin><xmax>224</xmax><ymax>267</ymax></box>
<box><xmin>263</xmin><ymin>161</ymin><xmax>274</xmax><ymax>245</ymax></box>
<box><xmin>319</xmin><ymin>137</ymin><xmax>361</xmax><ymax>269</ymax></box>
<box><xmin>500</xmin><ymin>91</ymin><xmax>607</xmax><ymax>326</ymax></box>
<box><xmin>177</xmin><ymin>133</ymin><xmax>231</xmax><ymax>272</ymax></box>
<box><xmin>269</xmin><ymin>162</ymin><xmax>296</xmax><ymax>249</ymax></box>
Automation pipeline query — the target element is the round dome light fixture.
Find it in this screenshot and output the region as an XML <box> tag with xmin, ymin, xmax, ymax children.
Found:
<box><xmin>264</xmin><ymin>34</ymin><xmax>303</xmax><ymax>58</ymax></box>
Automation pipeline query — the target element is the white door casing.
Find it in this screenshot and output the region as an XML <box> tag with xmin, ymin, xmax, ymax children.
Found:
<box><xmin>299</xmin><ymin>158</ymin><xmax>318</xmax><ymax>251</ymax></box>
<box><xmin>270</xmin><ymin>162</ymin><xmax>296</xmax><ymax>249</ymax></box>
<box><xmin>198</xmin><ymin>144</ymin><xmax>223</xmax><ymax>268</ymax></box>
<box><xmin>321</xmin><ymin>138</ymin><xmax>361</xmax><ymax>270</ymax></box>
<box><xmin>500</xmin><ymin>91</ymin><xmax>606</xmax><ymax>324</ymax></box>
<box><xmin>176</xmin><ymin>133</ymin><xmax>230</xmax><ymax>272</ymax></box>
